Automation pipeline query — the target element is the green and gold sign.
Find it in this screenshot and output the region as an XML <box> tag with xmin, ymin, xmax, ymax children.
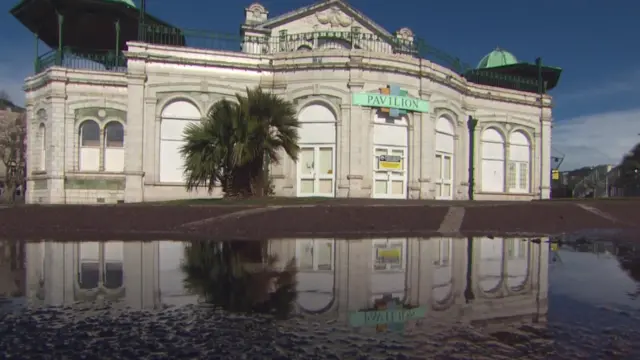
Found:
<box><xmin>352</xmin><ymin>85</ymin><xmax>429</xmax><ymax>116</ymax></box>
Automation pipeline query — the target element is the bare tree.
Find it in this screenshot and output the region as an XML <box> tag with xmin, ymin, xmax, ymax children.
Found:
<box><xmin>0</xmin><ymin>112</ymin><xmax>26</xmax><ymax>203</ymax></box>
<box><xmin>0</xmin><ymin>91</ymin><xmax>10</xmax><ymax>102</ymax></box>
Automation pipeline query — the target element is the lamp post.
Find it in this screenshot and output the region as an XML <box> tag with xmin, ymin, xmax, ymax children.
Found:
<box><xmin>467</xmin><ymin>116</ymin><xmax>478</xmax><ymax>200</ymax></box>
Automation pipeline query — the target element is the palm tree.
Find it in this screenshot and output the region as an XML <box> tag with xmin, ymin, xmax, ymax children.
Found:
<box><xmin>181</xmin><ymin>240</ymin><xmax>297</xmax><ymax>319</ymax></box>
<box><xmin>180</xmin><ymin>87</ymin><xmax>300</xmax><ymax>197</ymax></box>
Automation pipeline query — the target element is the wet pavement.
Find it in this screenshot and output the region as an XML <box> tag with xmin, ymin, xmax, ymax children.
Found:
<box><xmin>0</xmin><ymin>236</ymin><xmax>639</xmax><ymax>359</ymax></box>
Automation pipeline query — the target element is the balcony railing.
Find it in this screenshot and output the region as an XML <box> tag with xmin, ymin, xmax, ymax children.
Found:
<box><xmin>35</xmin><ymin>47</ymin><xmax>127</xmax><ymax>74</ymax></box>
<box><xmin>33</xmin><ymin>26</ymin><xmax>540</xmax><ymax>94</ymax></box>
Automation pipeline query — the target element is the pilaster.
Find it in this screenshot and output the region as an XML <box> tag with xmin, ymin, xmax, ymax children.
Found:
<box><xmin>48</xmin><ymin>93</ymin><xmax>67</xmax><ymax>204</ymax></box>
<box><xmin>142</xmin><ymin>97</ymin><xmax>157</xmax><ymax>186</ymax></box>
<box><xmin>539</xmin><ymin>118</ymin><xmax>552</xmax><ymax>199</ymax></box>
<box><xmin>124</xmin><ymin>69</ymin><xmax>146</xmax><ymax>203</ymax></box>
<box><xmin>408</xmin><ymin>113</ymin><xmax>421</xmax><ymax>199</ymax></box>
<box><xmin>337</xmin><ymin>103</ymin><xmax>351</xmax><ymax>197</ymax></box>
<box><xmin>420</xmin><ymin>112</ymin><xmax>436</xmax><ymax>199</ymax></box>
<box><xmin>346</xmin><ymin>76</ymin><xmax>369</xmax><ymax>197</ymax></box>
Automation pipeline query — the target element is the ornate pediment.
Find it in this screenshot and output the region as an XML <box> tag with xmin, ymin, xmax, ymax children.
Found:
<box><xmin>315</xmin><ymin>6</ymin><xmax>353</xmax><ymax>28</ymax></box>
<box><xmin>244</xmin><ymin>0</ymin><xmax>392</xmax><ymax>38</ymax></box>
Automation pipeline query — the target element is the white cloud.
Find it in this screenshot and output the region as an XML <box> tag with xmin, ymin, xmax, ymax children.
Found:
<box><xmin>558</xmin><ymin>69</ymin><xmax>640</xmax><ymax>103</ymax></box>
<box><xmin>552</xmin><ymin>108</ymin><xmax>640</xmax><ymax>170</ymax></box>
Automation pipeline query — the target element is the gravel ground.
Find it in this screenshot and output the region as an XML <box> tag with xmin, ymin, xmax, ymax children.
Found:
<box><xmin>1</xmin><ymin>302</ymin><xmax>639</xmax><ymax>359</ymax></box>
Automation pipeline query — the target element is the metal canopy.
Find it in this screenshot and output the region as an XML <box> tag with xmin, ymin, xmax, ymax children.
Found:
<box><xmin>10</xmin><ymin>0</ymin><xmax>184</xmax><ymax>52</ymax></box>
<box><xmin>465</xmin><ymin>63</ymin><xmax>563</xmax><ymax>92</ymax></box>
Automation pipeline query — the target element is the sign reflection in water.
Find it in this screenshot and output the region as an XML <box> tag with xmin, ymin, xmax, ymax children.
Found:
<box><xmin>24</xmin><ymin>237</ymin><xmax>549</xmax><ymax>331</ymax></box>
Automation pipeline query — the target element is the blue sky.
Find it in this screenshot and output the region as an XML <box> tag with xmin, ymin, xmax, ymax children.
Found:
<box><xmin>2</xmin><ymin>0</ymin><xmax>638</xmax><ymax>170</ymax></box>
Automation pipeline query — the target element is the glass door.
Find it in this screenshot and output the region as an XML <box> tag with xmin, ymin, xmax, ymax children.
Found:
<box><xmin>298</xmin><ymin>145</ymin><xmax>335</xmax><ymax>197</ymax></box>
<box><xmin>373</xmin><ymin>147</ymin><xmax>407</xmax><ymax>199</ymax></box>
<box><xmin>435</xmin><ymin>152</ymin><xmax>453</xmax><ymax>199</ymax></box>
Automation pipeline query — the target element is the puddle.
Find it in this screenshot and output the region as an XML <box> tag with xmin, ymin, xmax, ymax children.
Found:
<box><xmin>1</xmin><ymin>237</ymin><xmax>640</xmax><ymax>359</ymax></box>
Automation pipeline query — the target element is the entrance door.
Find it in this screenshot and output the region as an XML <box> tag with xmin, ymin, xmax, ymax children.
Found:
<box><xmin>298</xmin><ymin>145</ymin><xmax>335</xmax><ymax>197</ymax></box>
<box><xmin>373</xmin><ymin>147</ymin><xmax>407</xmax><ymax>199</ymax></box>
<box><xmin>435</xmin><ymin>152</ymin><xmax>453</xmax><ymax>199</ymax></box>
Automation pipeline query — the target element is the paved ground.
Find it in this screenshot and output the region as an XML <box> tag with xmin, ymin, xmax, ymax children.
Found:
<box><xmin>0</xmin><ymin>199</ymin><xmax>639</xmax><ymax>241</ymax></box>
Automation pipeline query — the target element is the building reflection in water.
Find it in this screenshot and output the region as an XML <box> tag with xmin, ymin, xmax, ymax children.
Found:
<box><xmin>24</xmin><ymin>237</ymin><xmax>549</xmax><ymax>330</ymax></box>
<box><xmin>0</xmin><ymin>240</ymin><xmax>25</xmax><ymax>298</ymax></box>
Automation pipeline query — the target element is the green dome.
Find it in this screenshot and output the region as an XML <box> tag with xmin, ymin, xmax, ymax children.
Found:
<box><xmin>476</xmin><ymin>48</ymin><xmax>518</xmax><ymax>69</ymax></box>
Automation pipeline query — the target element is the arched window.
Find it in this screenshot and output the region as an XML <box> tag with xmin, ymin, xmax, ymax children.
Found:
<box><xmin>297</xmin><ymin>45</ymin><xmax>312</xmax><ymax>51</ymax></box>
<box><xmin>159</xmin><ymin>100</ymin><xmax>201</xmax><ymax>183</ymax></box>
<box><xmin>371</xmin><ymin>238</ymin><xmax>408</xmax><ymax>300</ymax></box>
<box><xmin>295</xmin><ymin>239</ymin><xmax>336</xmax><ymax>313</ymax></box>
<box><xmin>104</xmin><ymin>122</ymin><xmax>125</xmax><ymax>172</ymax></box>
<box><xmin>480</xmin><ymin>128</ymin><xmax>505</xmax><ymax>193</ymax></box>
<box><xmin>478</xmin><ymin>237</ymin><xmax>503</xmax><ymax>293</ymax></box>
<box><xmin>38</xmin><ymin>124</ymin><xmax>46</xmax><ymax>171</ymax></box>
<box><xmin>508</xmin><ymin>131</ymin><xmax>531</xmax><ymax>193</ymax></box>
<box><xmin>79</xmin><ymin>120</ymin><xmax>101</xmax><ymax>171</ymax></box>
<box><xmin>435</xmin><ymin>117</ymin><xmax>455</xmax><ymax>199</ymax></box>
<box><xmin>505</xmin><ymin>238</ymin><xmax>529</xmax><ymax>291</ymax></box>
<box><xmin>77</xmin><ymin>242</ymin><xmax>124</xmax><ymax>291</ymax></box>
<box><xmin>297</xmin><ymin>103</ymin><xmax>337</xmax><ymax>197</ymax></box>
<box><xmin>432</xmin><ymin>237</ymin><xmax>453</xmax><ymax>304</ymax></box>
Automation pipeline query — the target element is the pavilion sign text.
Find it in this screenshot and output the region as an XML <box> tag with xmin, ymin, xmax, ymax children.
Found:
<box><xmin>352</xmin><ymin>93</ymin><xmax>429</xmax><ymax>113</ymax></box>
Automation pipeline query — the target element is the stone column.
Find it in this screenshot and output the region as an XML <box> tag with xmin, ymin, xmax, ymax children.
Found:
<box><xmin>43</xmin><ymin>242</ymin><xmax>74</xmax><ymax>306</ymax></box>
<box><xmin>124</xmin><ymin>241</ymin><xmax>159</xmax><ymax>309</ymax></box>
<box><xmin>532</xmin><ymin>131</ymin><xmax>541</xmax><ymax>197</ymax></box>
<box><xmin>458</xmin><ymin>105</ymin><xmax>476</xmax><ymax>199</ymax></box>
<box><xmin>420</xmin><ymin>110</ymin><xmax>435</xmax><ymax>199</ymax></box>
<box><xmin>408</xmin><ymin>112</ymin><xmax>421</xmax><ymax>199</ymax></box>
<box><xmin>347</xmin><ymin>78</ymin><xmax>367</xmax><ymax>197</ymax></box>
<box><xmin>124</xmin><ymin>64</ymin><xmax>146</xmax><ymax>202</ymax></box>
<box><xmin>142</xmin><ymin>97</ymin><xmax>157</xmax><ymax>186</ymax></box>
<box><xmin>504</xmin><ymin>140</ymin><xmax>511</xmax><ymax>193</ymax></box>
<box><xmin>336</xmin><ymin>103</ymin><xmax>351</xmax><ymax>198</ymax></box>
<box><xmin>48</xmin><ymin>90</ymin><xmax>67</xmax><ymax>204</ymax></box>
<box><xmin>539</xmin><ymin>116</ymin><xmax>552</xmax><ymax>199</ymax></box>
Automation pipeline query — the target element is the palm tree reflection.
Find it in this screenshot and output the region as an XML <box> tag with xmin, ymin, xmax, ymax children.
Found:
<box><xmin>181</xmin><ymin>240</ymin><xmax>297</xmax><ymax>319</ymax></box>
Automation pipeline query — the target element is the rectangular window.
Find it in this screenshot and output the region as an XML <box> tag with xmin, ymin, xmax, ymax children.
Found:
<box><xmin>518</xmin><ymin>162</ymin><xmax>529</xmax><ymax>190</ymax></box>
<box><xmin>507</xmin><ymin>161</ymin><xmax>517</xmax><ymax>189</ymax></box>
<box><xmin>373</xmin><ymin>239</ymin><xmax>405</xmax><ymax>271</ymax></box>
<box><xmin>297</xmin><ymin>239</ymin><xmax>334</xmax><ymax>271</ymax></box>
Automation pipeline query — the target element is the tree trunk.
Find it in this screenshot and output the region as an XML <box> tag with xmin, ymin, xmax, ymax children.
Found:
<box><xmin>2</xmin><ymin>182</ymin><xmax>16</xmax><ymax>204</ymax></box>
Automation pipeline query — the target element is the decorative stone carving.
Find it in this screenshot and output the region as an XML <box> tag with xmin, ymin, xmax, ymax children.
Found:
<box><xmin>316</xmin><ymin>6</ymin><xmax>353</xmax><ymax>28</ymax></box>
<box><xmin>395</xmin><ymin>27</ymin><xmax>414</xmax><ymax>41</ymax></box>
<box><xmin>245</xmin><ymin>3</ymin><xmax>268</xmax><ymax>25</ymax></box>
<box><xmin>75</xmin><ymin>108</ymin><xmax>126</xmax><ymax>123</ymax></box>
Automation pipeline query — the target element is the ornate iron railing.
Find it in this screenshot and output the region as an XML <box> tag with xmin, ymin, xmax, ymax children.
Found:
<box><xmin>34</xmin><ymin>25</ymin><xmax>541</xmax><ymax>94</ymax></box>
<box><xmin>35</xmin><ymin>47</ymin><xmax>127</xmax><ymax>74</ymax></box>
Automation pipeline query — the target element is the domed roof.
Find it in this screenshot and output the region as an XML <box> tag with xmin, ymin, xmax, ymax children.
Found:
<box><xmin>476</xmin><ymin>48</ymin><xmax>518</xmax><ymax>69</ymax></box>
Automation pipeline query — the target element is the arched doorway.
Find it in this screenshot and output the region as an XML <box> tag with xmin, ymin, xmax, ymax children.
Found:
<box><xmin>481</xmin><ymin>128</ymin><xmax>506</xmax><ymax>193</ymax></box>
<box><xmin>159</xmin><ymin>100</ymin><xmax>201</xmax><ymax>183</ymax></box>
<box><xmin>435</xmin><ymin>117</ymin><xmax>455</xmax><ymax>199</ymax></box>
<box><xmin>296</xmin><ymin>103</ymin><xmax>337</xmax><ymax>197</ymax></box>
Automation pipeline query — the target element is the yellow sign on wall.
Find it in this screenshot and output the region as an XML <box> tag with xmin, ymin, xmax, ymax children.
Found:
<box><xmin>552</xmin><ymin>170</ymin><xmax>559</xmax><ymax>180</ymax></box>
<box><xmin>379</xmin><ymin>155</ymin><xmax>402</xmax><ymax>170</ymax></box>
<box><xmin>377</xmin><ymin>248</ymin><xmax>401</xmax><ymax>262</ymax></box>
